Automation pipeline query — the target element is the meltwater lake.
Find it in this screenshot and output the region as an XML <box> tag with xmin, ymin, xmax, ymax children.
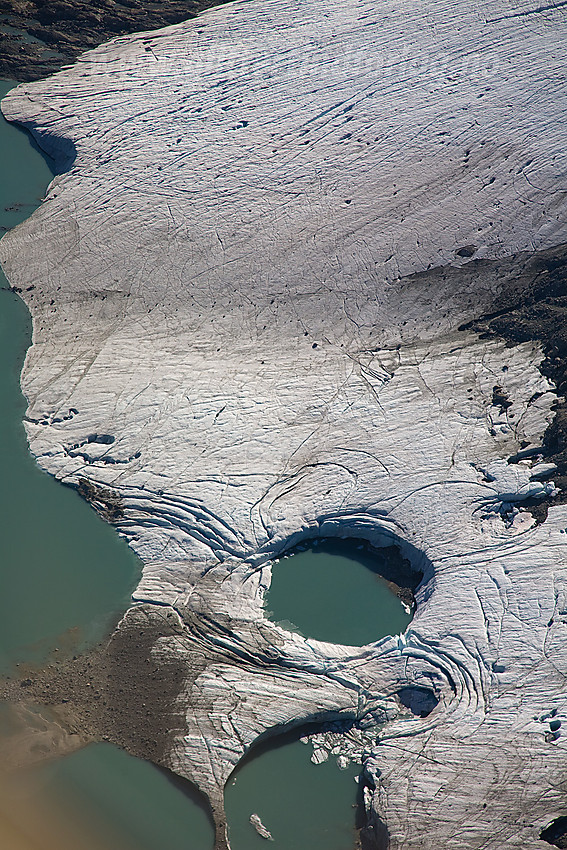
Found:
<box><xmin>0</xmin><ymin>78</ymin><xmax>410</xmax><ymax>850</ymax></box>
<box><xmin>0</xmin><ymin>79</ymin><xmax>141</xmax><ymax>673</ymax></box>
<box><xmin>266</xmin><ymin>538</ymin><xmax>411</xmax><ymax>646</ymax></box>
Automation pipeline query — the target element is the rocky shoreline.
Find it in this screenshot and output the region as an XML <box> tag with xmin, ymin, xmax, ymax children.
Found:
<box><xmin>0</xmin><ymin>0</ymin><xmax>232</xmax><ymax>82</ymax></box>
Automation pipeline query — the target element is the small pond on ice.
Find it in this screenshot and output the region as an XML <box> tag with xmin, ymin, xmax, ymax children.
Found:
<box><xmin>0</xmin><ymin>79</ymin><xmax>413</xmax><ymax>850</ymax></box>
<box><xmin>225</xmin><ymin>729</ymin><xmax>360</xmax><ymax>850</ymax></box>
<box><xmin>265</xmin><ymin>538</ymin><xmax>413</xmax><ymax>645</ymax></box>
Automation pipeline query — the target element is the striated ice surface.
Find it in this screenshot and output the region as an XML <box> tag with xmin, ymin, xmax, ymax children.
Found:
<box><xmin>1</xmin><ymin>0</ymin><xmax>567</xmax><ymax>846</ymax></box>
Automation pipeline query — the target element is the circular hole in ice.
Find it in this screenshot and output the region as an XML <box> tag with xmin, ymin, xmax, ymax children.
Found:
<box><xmin>264</xmin><ymin>538</ymin><xmax>420</xmax><ymax>646</ymax></box>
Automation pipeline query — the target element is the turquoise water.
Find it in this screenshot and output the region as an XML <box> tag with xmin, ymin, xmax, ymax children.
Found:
<box><xmin>33</xmin><ymin>743</ymin><xmax>215</xmax><ymax>850</ymax></box>
<box><xmin>225</xmin><ymin>733</ymin><xmax>360</xmax><ymax>850</ymax></box>
<box><xmin>0</xmin><ymin>81</ymin><xmax>142</xmax><ymax>672</ymax></box>
<box><xmin>266</xmin><ymin>539</ymin><xmax>412</xmax><ymax>645</ymax></box>
<box><xmin>0</xmin><ymin>79</ymin><xmax>391</xmax><ymax>850</ymax></box>
<box><xmin>0</xmin><ymin>77</ymin><xmax>216</xmax><ymax>850</ymax></box>
<box><xmin>0</xmin><ymin>736</ymin><xmax>215</xmax><ymax>850</ymax></box>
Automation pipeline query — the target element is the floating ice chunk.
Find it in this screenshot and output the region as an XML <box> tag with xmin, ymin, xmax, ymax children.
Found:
<box><xmin>311</xmin><ymin>747</ymin><xmax>329</xmax><ymax>764</ymax></box>
<box><xmin>250</xmin><ymin>814</ymin><xmax>273</xmax><ymax>841</ymax></box>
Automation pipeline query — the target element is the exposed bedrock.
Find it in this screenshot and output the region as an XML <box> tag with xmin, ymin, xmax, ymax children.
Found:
<box><xmin>0</xmin><ymin>0</ymin><xmax>233</xmax><ymax>82</ymax></box>
<box><xmin>1</xmin><ymin>0</ymin><xmax>567</xmax><ymax>846</ymax></box>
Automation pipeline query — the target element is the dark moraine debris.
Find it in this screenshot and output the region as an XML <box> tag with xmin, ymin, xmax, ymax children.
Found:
<box><xmin>77</xmin><ymin>475</ymin><xmax>124</xmax><ymax>521</ymax></box>
<box><xmin>541</xmin><ymin>816</ymin><xmax>567</xmax><ymax>849</ymax></box>
<box><xmin>491</xmin><ymin>384</ymin><xmax>513</xmax><ymax>414</ymax></box>
<box><xmin>460</xmin><ymin>241</ymin><xmax>567</xmax><ymax>522</ymax></box>
<box><xmin>1</xmin><ymin>6</ymin><xmax>565</xmax><ymax>847</ymax></box>
<box><xmin>370</xmin><ymin>542</ymin><xmax>425</xmax><ymax>607</ymax></box>
<box><xmin>0</xmin><ymin>0</ymin><xmax>234</xmax><ymax>82</ymax></box>
<box><xmin>0</xmin><ymin>604</ymin><xmax>193</xmax><ymax>766</ymax></box>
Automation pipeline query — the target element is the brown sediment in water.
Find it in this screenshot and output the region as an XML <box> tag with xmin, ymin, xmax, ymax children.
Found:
<box><xmin>0</xmin><ymin>745</ymin><xmax>174</xmax><ymax>850</ymax></box>
<box><xmin>0</xmin><ymin>14</ymin><xmax>565</xmax><ymax>846</ymax></box>
<box><xmin>0</xmin><ymin>604</ymin><xmax>193</xmax><ymax>768</ymax></box>
<box><xmin>0</xmin><ymin>771</ymin><xmax>114</xmax><ymax>850</ymax></box>
<box><xmin>0</xmin><ymin>604</ymin><xmax>239</xmax><ymax>850</ymax></box>
<box><xmin>0</xmin><ymin>704</ymin><xmax>130</xmax><ymax>850</ymax></box>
